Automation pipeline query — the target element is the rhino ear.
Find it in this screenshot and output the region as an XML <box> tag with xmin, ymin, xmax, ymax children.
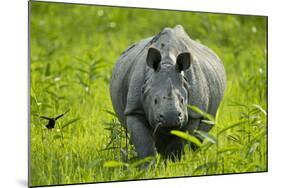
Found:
<box><xmin>176</xmin><ymin>52</ymin><xmax>191</xmax><ymax>72</ymax></box>
<box><xmin>147</xmin><ymin>47</ymin><xmax>162</xmax><ymax>71</ymax></box>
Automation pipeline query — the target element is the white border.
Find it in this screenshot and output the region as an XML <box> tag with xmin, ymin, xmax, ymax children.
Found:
<box><xmin>35</xmin><ymin>0</ymin><xmax>269</xmax><ymax>16</ymax></box>
<box><xmin>0</xmin><ymin>0</ymin><xmax>280</xmax><ymax>188</ymax></box>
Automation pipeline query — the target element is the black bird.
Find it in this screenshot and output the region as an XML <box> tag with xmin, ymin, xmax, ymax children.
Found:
<box><xmin>40</xmin><ymin>109</ymin><xmax>70</xmax><ymax>129</ymax></box>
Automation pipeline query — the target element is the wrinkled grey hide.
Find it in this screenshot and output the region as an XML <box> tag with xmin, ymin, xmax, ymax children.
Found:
<box><xmin>110</xmin><ymin>25</ymin><xmax>226</xmax><ymax>160</ymax></box>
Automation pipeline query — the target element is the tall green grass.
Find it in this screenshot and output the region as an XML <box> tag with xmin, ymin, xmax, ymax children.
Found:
<box><xmin>30</xmin><ymin>2</ymin><xmax>267</xmax><ymax>187</ymax></box>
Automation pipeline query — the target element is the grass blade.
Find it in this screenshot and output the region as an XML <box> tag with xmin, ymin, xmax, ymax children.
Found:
<box><xmin>187</xmin><ymin>105</ymin><xmax>215</xmax><ymax>122</ymax></box>
<box><xmin>195</xmin><ymin>130</ymin><xmax>217</xmax><ymax>144</ymax></box>
<box><xmin>104</xmin><ymin>110</ymin><xmax>118</xmax><ymax>118</ymax></box>
<box><xmin>53</xmin><ymin>135</ymin><xmax>62</xmax><ymax>140</ymax></box>
<box><xmin>245</xmin><ymin>163</ymin><xmax>262</xmax><ymax>172</ymax></box>
<box><xmin>192</xmin><ymin>162</ymin><xmax>218</xmax><ymax>175</ymax></box>
<box><xmin>99</xmin><ymin>146</ymin><xmax>120</xmax><ymax>151</ymax></box>
<box><xmin>227</xmin><ymin>101</ymin><xmax>248</xmax><ymax>108</ymax></box>
<box><xmin>252</xmin><ymin>104</ymin><xmax>267</xmax><ymax>116</ymax></box>
<box><xmin>227</xmin><ymin>134</ymin><xmax>241</xmax><ymax>144</ymax></box>
<box><xmin>217</xmin><ymin>146</ymin><xmax>241</xmax><ymax>154</ymax></box>
<box><xmin>218</xmin><ymin>120</ymin><xmax>248</xmax><ymax>136</ymax></box>
<box><xmin>103</xmin><ymin>160</ymin><xmax>128</xmax><ymax>168</ymax></box>
<box><xmin>170</xmin><ymin>130</ymin><xmax>202</xmax><ymax>147</ymax></box>
<box><xmin>61</xmin><ymin>118</ymin><xmax>80</xmax><ymax>129</ymax></box>
<box><xmin>248</xmin><ymin>142</ymin><xmax>260</xmax><ymax>156</ymax></box>
<box><xmin>201</xmin><ymin>120</ymin><xmax>215</xmax><ymax>125</ymax></box>
<box><xmin>130</xmin><ymin>156</ymin><xmax>154</xmax><ymax>168</ymax></box>
<box><xmin>103</xmin><ymin>122</ymin><xmax>122</xmax><ymax>126</ymax></box>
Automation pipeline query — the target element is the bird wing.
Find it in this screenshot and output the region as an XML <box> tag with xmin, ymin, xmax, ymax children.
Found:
<box><xmin>40</xmin><ymin>116</ymin><xmax>52</xmax><ymax>120</ymax></box>
<box><xmin>55</xmin><ymin>109</ymin><xmax>70</xmax><ymax>120</ymax></box>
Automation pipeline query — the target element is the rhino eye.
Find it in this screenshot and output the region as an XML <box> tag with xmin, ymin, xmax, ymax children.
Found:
<box><xmin>154</xmin><ymin>98</ymin><xmax>158</xmax><ymax>105</ymax></box>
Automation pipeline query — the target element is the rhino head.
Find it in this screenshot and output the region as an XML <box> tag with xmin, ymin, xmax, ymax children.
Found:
<box><xmin>142</xmin><ymin>47</ymin><xmax>191</xmax><ymax>134</ymax></box>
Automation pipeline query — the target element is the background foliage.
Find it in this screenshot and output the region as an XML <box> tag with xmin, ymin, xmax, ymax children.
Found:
<box><xmin>30</xmin><ymin>2</ymin><xmax>267</xmax><ymax>186</ymax></box>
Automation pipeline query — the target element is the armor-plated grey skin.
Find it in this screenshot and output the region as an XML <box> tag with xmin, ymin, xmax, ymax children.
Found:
<box><xmin>110</xmin><ymin>25</ymin><xmax>226</xmax><ymax>160</ymax></box>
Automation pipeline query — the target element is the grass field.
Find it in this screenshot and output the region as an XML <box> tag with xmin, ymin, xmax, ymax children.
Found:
<box><xmin>29</xmin><ymin>2</ymin><xmax>267</xmax><ymax>187</ymax></box>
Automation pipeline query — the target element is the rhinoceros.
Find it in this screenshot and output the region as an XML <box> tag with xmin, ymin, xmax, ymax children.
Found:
<box><xmin>110</xmin><ymin>25</ymin><xmax>226</xmax><ymax>160</ymax></box>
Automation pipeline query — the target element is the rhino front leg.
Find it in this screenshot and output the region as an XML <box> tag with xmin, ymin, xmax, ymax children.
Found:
<box><xmin>186</xmin><ymin>117</ymin><xmax>201</xmax><ymax>133</ymax></box>
<box><xmin>186</xmin><ymin>117</ymin><xmax>215</xmax><ymax>150</ymax></box>
<box><xmin>126</xmin><ymin>115</ymin><xmax>156</xmax><ymax>158</ymax></box>
<box><xmin>198</xmin><ymin>120</ymin><xmax>214</xmax><ymax>133</ymax></box>
<box><xmin>156</xmin><ymin>135</ymin><xmax>185</xmax><ymax>161</ymax></box>
<box><xmin>186</xmin><ymin>117</ymin><xmax>213</xmax><ymax>134</ymax></box>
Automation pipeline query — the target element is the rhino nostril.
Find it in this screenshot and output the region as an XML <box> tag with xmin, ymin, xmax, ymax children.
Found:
<box><xmin>158</xmin><ymin>114</ymin><xmax>165</xmax><ymax>122</ymax></box>
<box><xmin>177</xmin><ymin>112</ymin><xmax>182</xmax><ymax>123</ymax></box>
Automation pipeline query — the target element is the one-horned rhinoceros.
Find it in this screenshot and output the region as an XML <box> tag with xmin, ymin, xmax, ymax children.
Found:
<box><xmin>110</xmin><ymin>25</ymin><xmax>226</xmax><ymax>161</ymax></box>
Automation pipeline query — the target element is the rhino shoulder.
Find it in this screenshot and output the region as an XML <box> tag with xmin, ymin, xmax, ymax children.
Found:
<box><xmin>122</xmin><ymin>38</ymin><xmax>153</xmax><ymax>116</ymax></box>
<box><xmin>124</xmin><ymin>53</ymin><xmax>147</xmax><ymax>116</ymax></box>
<box><xmin>186</xmin><ymin>38</ymin><xmax>226</xmax><ymax>118</ymax></box>
<box><xmin>185</xmin><ymin>59</ymin><xmax>210</xmax><ymax>119</ymax></box>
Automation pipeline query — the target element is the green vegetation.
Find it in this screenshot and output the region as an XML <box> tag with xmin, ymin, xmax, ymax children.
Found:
<box><xmin>30</xmin><ymin>2</ymin><xmax>267</xmax><ymax>187</ymax></box>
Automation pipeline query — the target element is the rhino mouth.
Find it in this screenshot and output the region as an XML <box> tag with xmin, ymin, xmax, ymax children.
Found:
<box><xmin>152</xmin><ymin>122</ymin><xmax>162</xmax><ymax>136</ymax></box>
<box><xmin>152</xmin><ymin>122</ymin><xmax>182</xmax><ymax>136</ymax></box>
